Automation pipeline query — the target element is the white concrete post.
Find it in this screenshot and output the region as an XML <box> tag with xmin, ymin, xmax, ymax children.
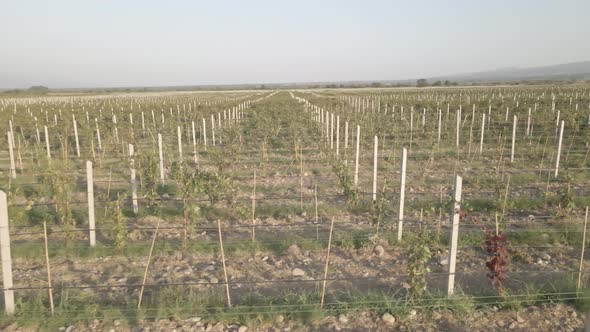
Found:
<box><xmin>44</xmin><ymin>125</ymin><xmax>51</xmax><ymax>159</ymax></box>
<box><xmin>86</xmin><ymin>161</ymin><xmax>96</xmax><ymax>247</ymax></box>
<box><xmin>479</xmin><ymin>113</ymin><xmax>485</xmax><ymax>154</ymax></box>
<box><xmin>158</xmin><ymin>133</ymin><xmax>165</xmax><ymax>183</ymax></box>
<box><xmin>555</xmin><ymin>110</ymin><xmax>561</xmax><ymax>139</ymax></box>
<box><xmin>410</xmin><ymin>109</ymin><xmax>414</xmax><ymax>144</ymax></box>
<box><xmin>437</xmin><ymin>109</ymin><xmax>442</xmax><ymax>143</ymax></box>
<box><xmin>95</xmin><ymin>119</ymin><xmax>102</xmax><ymax>151</ymax></box>
<box><xmin>447</xmin><ymin>175</ymin><xmax>462</xmax><ymax>296</ymax></box>
<box><xmin>336</xmin><ymin>115</ymin><xmax>340</xmax><ymax>156</ymax></box>
<box><xmin>7</xmin><ymin>133</ymin><xmax>15</xmax><ymax>179</ymax></box>
<box><xmin>325</xmin><ymin>113</ymin><xmax>329</xmax><ymax>143</ymax></box>
<box><xmin>192</xmin><ymin>121</ymin><xmax>197</xmax><ymax>164</ymax></box>
<box><xmin>35</xmin><ymin>122</ymin><xmax>40</xmax><ymax>145</ymax></box>
<box><xmin>8</xmin><ymin>121</ymin><xmax>14</xmax><ymax>150</ymax></box>
<box><xmin>526</xmin><ymin>108</ymin><xmax>531</xmax><ymax>136</ymax></box>
<box><xmin>397</xmin><ymin>148</ymin><xmax>408</xmax><ymax>241</ymax></box>
<box><xmin>114</xmin><ymin>126</ymin><xmax>120</xmax><ymax>144</ymax></box>
<box><xmin>555</xmin><ymin>120</ymin><xmax>565</xmax><ymax>177</ymax></box>
<box><xmin>16</xmin><ymin>137</ymin><xmax>22</xmax><ymax>172</ymax></box>
<box><xmin>354</xmin><ymin>125</ymin><xmax>361</xmax><ymax>186</ymax></box>
<box><xmin>73</xmin><ymin>115</ymin><xmax>80</xmax><ymax>157</ymax></box>
<box><xmin>372</xmin><ymin>136</ymin><xmax>378</xmax><ymax>201</ymax></box>
<box><xmin>455</xmin><ymin>109</ymin><xmax>460</xmax><ymax>147</ymax></box>
<box><xmin>0</xmin><ymin>191</ymin><xmax>14</xmax><ymax>314</ymax></box>
<box><xmin>211</xmin><ymin>115</ymin><xmax>216</xmax><ymax>146</ymax></box>
<box><xmin>330</xmin><ymin>113</ymin><xmax>334</xmax><ymax>149</ymax></box>
<box><xmin>344</xmin><ymin>121</ymin><xmax>349</xmax><ymax>150</ymax></box>
<box><xmin>177</xmin><ymin>126</ymin><xmax>183</xmax><ymax>159</ymax></box>
<box><xmin>202</xmin><ymin>118</ymin><xmax>207</xmax><ymax>147</ymax></box>
<box><xmin>217</xmin><ymin>113</ymin><xmax>222</xmax><ymax>145</ymax></box>
<box><xmin>129</xmin><ymin>144</ymin><xmax>138</xmax><ymax>214</ymax></box>
<box><xmin>511</xmin><ymin>115</ymin><xmax>517</xmax><ymax>163</ymax></box>
<box><xmin>113</xmin><ymin>114</ymin><xmax>119</xmax><ymax>144</ymax></box>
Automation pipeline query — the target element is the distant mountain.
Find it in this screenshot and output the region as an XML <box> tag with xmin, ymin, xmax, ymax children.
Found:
<box><xmin>430</xmin><ymin>61</ymin><xmax>590</xmax><ymax>83</ymax></box>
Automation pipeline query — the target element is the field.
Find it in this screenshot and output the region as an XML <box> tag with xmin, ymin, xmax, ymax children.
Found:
<box><xmin>1</xmin><ymin>85</ymin><xmax>590</xmax><ymax>331</ymax></box>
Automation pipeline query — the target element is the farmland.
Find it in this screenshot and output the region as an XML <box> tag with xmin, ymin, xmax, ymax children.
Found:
<box><xmin>1</xmin><ymin>85</ymin><xmax>590</xmax><ymax>331</ymax></box>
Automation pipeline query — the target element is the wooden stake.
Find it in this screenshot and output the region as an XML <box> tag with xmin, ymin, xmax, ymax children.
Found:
<box><xmin>320</xmin><ymin>217</ymin><xmax>335</xmax><ymax>308</ymax></box>
<box><xmin>501</xmin><ymin>176</ymin><xmax>511</xmax><ymax>222</ymax></box>
<box><xmin>138</xmin><ymin>221</ymin><xmax>160</xmax><ymax>309</ymax></box>
<box><xmin>218</xmin><ymin>220</ymin><xmax>232</xmax><ymax>307</ymax></box>
<box><xmin>43</xmin><ymin>222</ymin><xmax>55</xmax><ymax>316</ymax></box>
<box><xmin>495</xmin><ymin>213</ymin><xmax>499</xmax><ymax>236</ymax></box>
<box><xmin>578</xmin><ymin>207</ymin><xmax>589</xmax><ymax>290</ymax></box>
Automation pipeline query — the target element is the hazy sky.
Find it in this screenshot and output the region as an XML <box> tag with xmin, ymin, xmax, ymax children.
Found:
<box><xmin>1</xmin><ymin>0</ymin><xmax>589</xmax><ymax>88</ymax></box>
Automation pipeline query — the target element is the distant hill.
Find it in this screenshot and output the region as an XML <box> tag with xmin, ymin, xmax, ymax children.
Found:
<box><xmin>2</xmin><ymin>62</ymin><xmax>588</xmax><ymax>93</ymax></box>
<box><xmin>430</xmin><ymin>61</ymin><xmax>590</xmax><ymax>83</ymax></box>
<box><xmin>28</xmin><ymin>86</ymin><xmax>50</xmax><ymax>93</ymax></box>
<box><xmin>0</xmin><ymin>85</ymin><xmax>51</xmax><ymax>95</ymax></box>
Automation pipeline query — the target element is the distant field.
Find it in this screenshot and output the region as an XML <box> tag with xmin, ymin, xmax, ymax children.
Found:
<box><xmin>0</xmin><ymin>85</ymin><xmax>589</xmax><ymax>330</ymax></box>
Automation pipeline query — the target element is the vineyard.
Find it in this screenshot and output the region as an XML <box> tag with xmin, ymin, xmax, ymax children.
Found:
<box><xmin>1</xmin><ymin>86</ymin><xmax>590</xmax><ymax>331</ymax></box>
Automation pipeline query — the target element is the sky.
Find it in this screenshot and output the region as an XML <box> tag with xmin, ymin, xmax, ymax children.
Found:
<box><xmin>1</xmin><ymin>0</ymin><xmax>589</xmax><ymax>89</ymax></box>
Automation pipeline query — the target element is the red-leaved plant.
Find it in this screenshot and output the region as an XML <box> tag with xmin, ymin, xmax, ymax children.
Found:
<box><xmin>460</xmin><ymin>211</ymin><xmax>509</xmax><ymax>295</ymax></box>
